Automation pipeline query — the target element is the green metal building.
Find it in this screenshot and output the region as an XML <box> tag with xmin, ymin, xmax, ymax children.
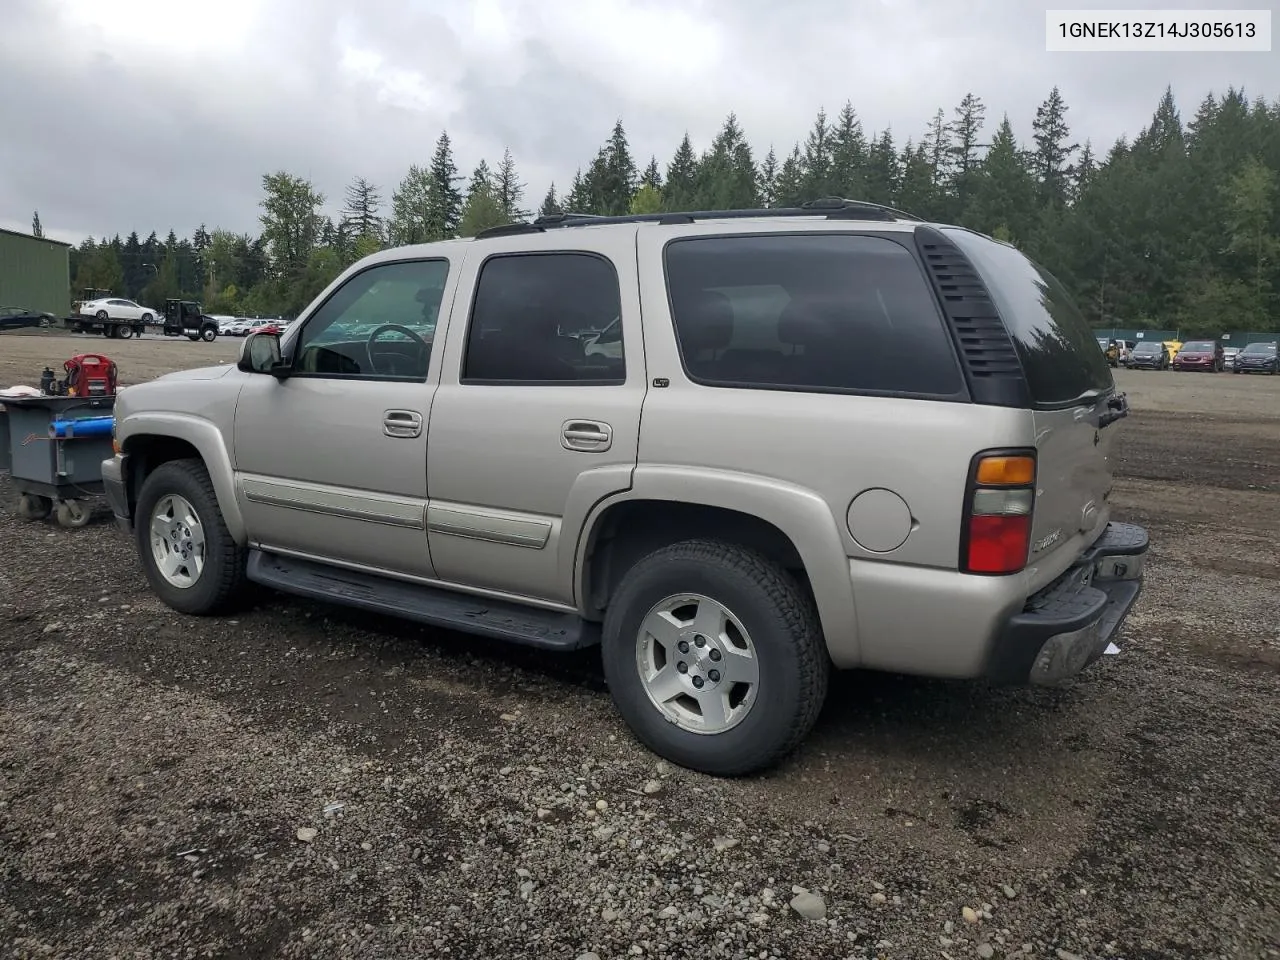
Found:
<box><xmin>0</xmin><ymin>227</ymin><xmax>72</xmax><ymax>317</ymax></box>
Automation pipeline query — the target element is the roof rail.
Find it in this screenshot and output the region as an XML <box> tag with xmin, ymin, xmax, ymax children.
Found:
<box><xmin>473</xmin><ymin>197</ymin><xmax>920</xmax><ymax>239</ymax></box>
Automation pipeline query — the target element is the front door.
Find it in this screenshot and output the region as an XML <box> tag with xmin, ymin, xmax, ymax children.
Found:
<box><xmin>232</xmin><ymin>256</ymin><xmax>460</xmax><ymax>580</ymax></box>
<box><xmin>425</xmin><ymin>230</ymin><xmax>646</xmax><ymax>606</ymax></box>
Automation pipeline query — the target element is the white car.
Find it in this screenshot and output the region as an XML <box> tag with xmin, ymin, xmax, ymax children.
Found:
<box><xmin>79</xmin><ymin>297</ymin><xmax>156</xmax><ymax>324</ymax></box>
<box><xmin>233</xmin><ymin>318</ymin><xmax>278</xmax><ymax>337</ymax></box>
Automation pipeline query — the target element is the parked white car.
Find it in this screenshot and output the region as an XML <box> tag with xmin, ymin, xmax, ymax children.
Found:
<box><xmin>79</xmin><ymin>297</ymin><xmax>157</xmax><ymax>324</ymax></box>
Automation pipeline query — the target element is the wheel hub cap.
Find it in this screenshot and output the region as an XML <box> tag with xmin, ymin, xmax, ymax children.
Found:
<box><xmin>636</xmin><ymin>594</ymin><xmax>760</xmax><ymax>735</ymax></box>
<box><xmin>149</xmin><ymin>494</ymin><xmax>206</xmax><ymax>588</ymax></box>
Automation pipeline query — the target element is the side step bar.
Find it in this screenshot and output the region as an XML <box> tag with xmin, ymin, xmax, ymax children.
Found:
<box><xmin>246</xmin><ymin>550</ymin><xmax>599</xmax><ymax>651</ymax></box>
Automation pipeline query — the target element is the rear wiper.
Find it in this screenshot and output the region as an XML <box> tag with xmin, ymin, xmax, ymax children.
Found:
<box><xmin>1098</xmin><ymin>392</ymin><xmax>1129</xmax><ymax>428</ymax></box>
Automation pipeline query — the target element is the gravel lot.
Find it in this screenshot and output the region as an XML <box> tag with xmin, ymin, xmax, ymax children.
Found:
<box><xmin>2</xmin><ymin>334</ymin><xmax>1279</xmax><ymax>960</ymax></box>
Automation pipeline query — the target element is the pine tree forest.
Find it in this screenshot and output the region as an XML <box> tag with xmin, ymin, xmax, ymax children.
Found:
<box><xmin>67</xmin><ymin>87</ymin><xmax>1280</xmax><ymax>333</ymax></box>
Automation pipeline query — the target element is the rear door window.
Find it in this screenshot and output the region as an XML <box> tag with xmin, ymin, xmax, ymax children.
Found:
<box><xmin>663</xmin><ymin>233</ymin><xmax>964</xmax><ymax>397</ymax></box>
<box><xmin>943</xmin><ymin>228</ymin><xmax>1112</xmax><ymax>406</ymax></box>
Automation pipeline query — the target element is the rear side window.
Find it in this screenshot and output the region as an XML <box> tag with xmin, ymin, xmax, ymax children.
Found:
<box><xmin>944</xmin><ymin>228</ymin><xmax>1112</xmax><ymax>406</ymax></box>
<box><xmin>664</xmin><ymin>234</ymin><xmax>964</xmax><ymax>397</ymax></box>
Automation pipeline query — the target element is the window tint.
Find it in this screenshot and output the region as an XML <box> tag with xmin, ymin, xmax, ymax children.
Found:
<box><xmin>664</xmin><ymin>234</ymin><xmax>963</xmax><ymax>396</ymax></box>
<box><xmin>462</xmin><ymin>253</ymin><xmax>624</xmax><ymax>384</ymax></box>
<box><xmin>292</xmin><ymin>259</ymin><xmax>448</xmax><ymax>380</ymax></box>
<box><xmin>944</xmin><ymin>228</ymin><xmax>1112</xmax><ymax>406</ymax></box>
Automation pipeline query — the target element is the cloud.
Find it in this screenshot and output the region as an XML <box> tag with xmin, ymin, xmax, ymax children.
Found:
<box><xmin>1</xmin><ymin>0</ymin><xmax>1274</xmax><ymax>244</ymax></box>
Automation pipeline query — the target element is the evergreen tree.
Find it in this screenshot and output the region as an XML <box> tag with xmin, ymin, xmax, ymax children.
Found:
<box><xmin>459</xmin><ymin>161</ymin><xmax>507</xmax><ymax>236</ymax></box>
<box><xmin>495</xmin><ymin>147</ymin><xmax>528</xmax><ymax>222</ymax></box>
<box><xmin>596</xmin><ymin>120</ymin><xmax>638</xmax><ymax>215</ymax></box>
<box><xmin>1031</xmin><ymin>86</ymin><xmax>1079</xmax><ymax>209</ymax></box>
<box><xmin>540</xmin><ymin>184</ymin><xmax>562</xmax><ymax>217</ymax></box>
<box><xmin>774</xmin><ymin>145</ymin><xmax>805</xmax><ymax>207</ymax></box>
<box><xmin>389</xmin><ymin>164</ymin><xmax>433</xmax><ymax>245</ymax></box>
<box><xmin>641</xmin><ymin>157</ymin><xmax>663</xmax><ymax>190</ymax></box>
<box><xmin>694</xmin><ymin>113</ymin><xmax>758</xmax><ymax>209</ymax></box>
<box><xmin>664</xmin><ymin>134</ymin><xmax>699</xmax><ymax>211</ymax></box>
<box><xmin>426</xmin><ymin>131</ymin><xmax>464</xmax><ymax>240</ymax></box>
<box><xmin>758</xmin><ymin>147</ymin><xmax>779</xmax><ymax>207</ymax></box>
<box><xmin>829</xmin><ymin>102</ymin><xmax>867</xmax><ymax>199</ymax></box>
<box><xmin>342</xmin><ymin>177</ymin><xmax>383</xmax><ymax>256</ymax></box>
<box><xmin>951</xmin><ymin>93</ymin><xmax>987</xmax><ymax>207</ymax></box>
<box><xmin>864</xmin><ymin>130</ymin><xmax>899</xmax><ymax>206</ymax></box>
<box><xmin>31</xmin><ymin>211</ymin><xmax>43</xmax><ymax>238</ymax></box>
<box><xmin>964</xmin><ymin>115</ymin><xmax>1036</xmax><ymax>243</ymax></box>
<box><xmin>800</xmin><ymin>109</ymin><xmax>832</xmax><ymax>199</ymax></box>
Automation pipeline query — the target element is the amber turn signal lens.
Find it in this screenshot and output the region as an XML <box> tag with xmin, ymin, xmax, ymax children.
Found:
<box><xmin>975</xmin><ymin>455</ymin><xmax>1035</xmax><ymax>486</ymax></box>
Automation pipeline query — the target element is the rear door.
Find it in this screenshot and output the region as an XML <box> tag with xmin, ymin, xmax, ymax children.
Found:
<box><xmin>945</xmin><ymin>229</ymin><xmax>1117</xmax><ymax>578</ymax></box>
<box><xmin>424</xmin><ymin>229</ymin><xmax>645</xmax><ymax>606</ymax></box>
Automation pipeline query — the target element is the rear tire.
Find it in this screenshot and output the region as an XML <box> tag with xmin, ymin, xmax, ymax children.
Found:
<box><xmin>16</xmin><ymin>494</ymin><xmax>52</xmax><ymax>521</ymax></box>
<box><xmin>135</xmin><ymin>459</ymin><xmax>248</xmax><ymax>615</ymax></box>
<box><xmin>601</xmin><ymin>539</ymin><xmax>829</xmax><ymax>777</ymax></box>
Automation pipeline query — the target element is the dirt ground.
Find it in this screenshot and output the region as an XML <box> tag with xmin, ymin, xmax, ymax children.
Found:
<box><xmin>2</xmin><ymin>333</ymin><xmax>1278</xmax><ymax>960</ymax></box>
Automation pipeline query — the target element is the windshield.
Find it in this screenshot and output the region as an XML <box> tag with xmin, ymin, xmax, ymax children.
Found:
<box><xmin>1242</xmin><ymin>343</ymin><xmax>1276</xmax><ymax>355</ymax></box>
<box><xmin>1134</xmin><ymin>342</ymin><xmax>1161</xmax><ymax>354</ymax></box>
<box><xmin>1182</xmin><ymin>341</ymin><xmax>1214</xmax><ymax>352</ymax></box>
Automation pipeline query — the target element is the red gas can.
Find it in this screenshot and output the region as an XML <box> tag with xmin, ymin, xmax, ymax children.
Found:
<box><xmin>63</xmin><ymin>354</ymin><xmax>118</xmax><ymax>397</ymax></box>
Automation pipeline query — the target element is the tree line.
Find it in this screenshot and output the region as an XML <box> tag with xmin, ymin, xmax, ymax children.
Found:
<box><xmin>69</xmin><ymin>85</ymin><xmax>1280</xmax><ymax>332</ymax></box>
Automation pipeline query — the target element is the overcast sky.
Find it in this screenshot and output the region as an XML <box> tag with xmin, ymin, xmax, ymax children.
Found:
<box><xmin>1</xmin><ymin>0</ymin><xmax>1275</xmax><ymax>245</ymax></box>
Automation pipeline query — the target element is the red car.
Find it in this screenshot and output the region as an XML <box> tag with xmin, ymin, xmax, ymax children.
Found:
<box><xmin>1172</xmin><ymin>339</ymin><xmax>1224</xmax><ymax>372</ymax></box>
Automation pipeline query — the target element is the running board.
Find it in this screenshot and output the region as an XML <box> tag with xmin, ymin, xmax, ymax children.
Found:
<box><xmin>246</xmin><ymin>550</ymin><xmax>598</xmax><ymax>651</ymax></box>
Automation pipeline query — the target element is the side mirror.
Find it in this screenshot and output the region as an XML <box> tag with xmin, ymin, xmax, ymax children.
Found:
<box><xmin>238</xmin><ymin>332</ymin><xmax>287</xmax><ymax>378</ymax></box>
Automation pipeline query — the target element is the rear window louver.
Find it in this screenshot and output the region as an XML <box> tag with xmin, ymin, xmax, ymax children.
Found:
<box><xmin>914</xmin><ymin>226</ymin><xmax>1030</xmax><ymax>408</ymax></box>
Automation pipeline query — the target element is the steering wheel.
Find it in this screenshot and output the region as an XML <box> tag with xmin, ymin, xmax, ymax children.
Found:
<box><xmin>366</xmin><ymin>323</ymin><xmax>429</xmax><ymax>377</ymax></box>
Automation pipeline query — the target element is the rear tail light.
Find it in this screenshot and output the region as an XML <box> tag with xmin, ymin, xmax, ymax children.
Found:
<box><xmin>962</xmin><ymin>451</ymin><xmax>1036</xmax><ymax>575</ymax></box>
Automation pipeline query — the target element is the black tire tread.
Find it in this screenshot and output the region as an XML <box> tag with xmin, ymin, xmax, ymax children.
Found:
<box><xmin>604</xmin><ymin>537</ymin><xmax>829</xmax><ymax>776</ymax></box>
<box><xmin>136</xmin><ymin>458</ymin><xmax>247</xmax><ymax>615</ymax></box>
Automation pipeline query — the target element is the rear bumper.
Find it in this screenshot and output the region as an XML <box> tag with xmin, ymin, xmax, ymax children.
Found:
<box><xmin>102</xmin><ymin>453</ymin><xmax>132</xmax><ymax>531</ymax></box>
<box><xmin>985</xmin><ymin>522</ymin><xmax>1149</xmax><ymax>685</ymax></box>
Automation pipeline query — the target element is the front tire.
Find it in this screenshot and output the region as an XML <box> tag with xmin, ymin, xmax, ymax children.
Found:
<box><xmin>135</xmin><ymin>459</ymin><xmax>248</xmax><ymax>615</ymax></box>
<box><xmin>601</xmin><ymin>539</ymin><xmax>829</xmax><ymax>777</ymax></box>
<box><xmin>201</xmin><ymin>326</ymin><xmax>216</xmax><ymax>342</ymax></box>
<box><xmin>116</xmin><ymin>324</ymin><xmax>133</xmax><ymax>339</ymax></box>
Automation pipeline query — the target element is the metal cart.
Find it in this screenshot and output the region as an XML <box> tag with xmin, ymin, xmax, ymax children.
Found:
<box><xmin>0</xmin><ymin>394</ymin><xmax>115</xmax><ymax>528</ymax></box>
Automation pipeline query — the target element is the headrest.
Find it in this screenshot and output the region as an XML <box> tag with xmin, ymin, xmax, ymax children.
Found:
<box><xmin>778</xmin><ymin>297</ymin><xmax>841</xmax><ymax>346</ymax></box>
<box><xmin>678</xmin><ymin>290</ymin><xmax>734</xmax><ymax>352</ymax></box>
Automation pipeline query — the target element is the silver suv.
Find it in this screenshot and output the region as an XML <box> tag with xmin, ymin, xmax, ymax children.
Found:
<box><xmin>102</xmin><ymin>199</ymin><xmax>1149</xmax><ymax>776</ymax></box>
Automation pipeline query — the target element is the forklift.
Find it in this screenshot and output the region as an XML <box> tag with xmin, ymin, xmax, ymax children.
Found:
<box><xmin>161</xmin><ymin>299</ymin><xmax>219</xmax><ymax>341</ymax></box>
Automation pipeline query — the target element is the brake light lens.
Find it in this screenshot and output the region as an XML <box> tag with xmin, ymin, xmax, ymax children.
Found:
<box><xmin>963</xmin><ymin>452</ymin><xmax>1037</xmax><ymax>575</ymax></box>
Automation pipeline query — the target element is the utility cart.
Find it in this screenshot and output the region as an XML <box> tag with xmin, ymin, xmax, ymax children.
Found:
<box><xmin>0</xmin><ymin>395</ymin><xmax>115</xmax><ymax>528</ymax></box>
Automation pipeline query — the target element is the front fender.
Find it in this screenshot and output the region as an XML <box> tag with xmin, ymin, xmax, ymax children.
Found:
<box><xmin>575</xmin><ymin>465</ymin><xmax>861</xmax><ymax>668</ymax></box>
<box><xmin>119</xmin><ymin>412</ymin><xmax>246</xmax><ymax>543</ymax></box>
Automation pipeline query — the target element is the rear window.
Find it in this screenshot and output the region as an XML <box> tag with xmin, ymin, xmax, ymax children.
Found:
<box><xmin>944</xmin><ymin>228</ymin><xmax>1113</xmax><ymax>406</ymax></box>
<box><xmin>664</xmin><ymin>234</ymin><xmax>963</xmax><ymax>397</ymax></box>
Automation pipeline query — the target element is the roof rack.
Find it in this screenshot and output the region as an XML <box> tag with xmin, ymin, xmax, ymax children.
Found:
<box><xmin>474</xmin><ymin>197</ymin><xmax>921</xmax><ymax>240</ymax></box>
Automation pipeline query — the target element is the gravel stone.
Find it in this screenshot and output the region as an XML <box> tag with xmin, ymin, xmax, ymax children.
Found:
<box><xmin>789</xmin><ymin>891</ymin><xmax>826</xmax><ymax>920</ymax></box>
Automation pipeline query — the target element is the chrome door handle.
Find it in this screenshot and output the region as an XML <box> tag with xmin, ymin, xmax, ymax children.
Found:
<box><xmin>383</xmin><ymin>409</ymin><xmax>423</xmax><ymax>438</ymax></box>
<box><xmin>561</xmin><ymin>419</ymin><xmax>612</xmax><ymax>451</ymax></box>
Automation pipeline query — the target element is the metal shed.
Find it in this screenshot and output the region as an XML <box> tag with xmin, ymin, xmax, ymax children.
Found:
<box><xmin>0</xmin><ymin>227</ymin><xmax>72</xmax><ymax>318</ymax></box>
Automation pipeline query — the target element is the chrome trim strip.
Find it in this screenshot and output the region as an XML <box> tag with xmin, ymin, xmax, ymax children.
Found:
<box><xmin>251</xmin><ymin>543</ymin><xmax>576</xmax><ymax>614</ymax></box>
<box><xmin>426</xmin><ymin>503</ymin><xmax>552</xmax><ymax>549</ymax></box>
<box><xmin>240</xmin><ymin>476</ymin><xmax>426</xmax><ymax>529</ymax></box>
